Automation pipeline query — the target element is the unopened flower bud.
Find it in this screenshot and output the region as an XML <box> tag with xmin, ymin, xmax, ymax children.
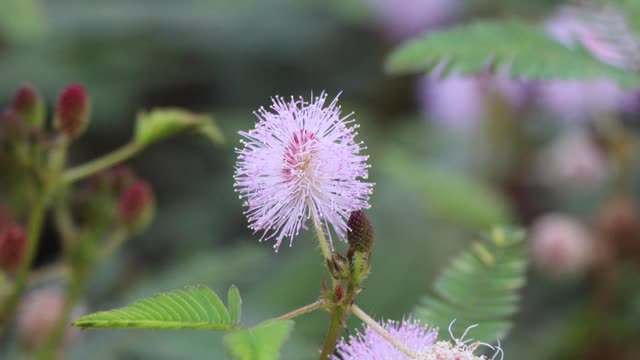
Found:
<box><xmin>334</xmin><ymin>284</ymin><xmax>345</xmax><ymax>302</ymax></box>
<box><xmin>18</xmin><ymin>287</ymin><xmax>83</xmax><ymax>349</ymax></box>
<box><xmin>118</xmin><ymin>180</ymin><xmax>155</xmax><ymax>232</ymax></box>
<box><xmin>1</xmin><ymin>108</ymin><xmax>26</xmax><ymax>142</ymax></box>
<box><xmin>54</xmin><ymin>84</ymin><xmax>91</xmax><ymax>139</ymax></box>
<box><xmin>597</xmin><ymin>196</ymin><xmax>640</xmax><ymax>258</ymax></box>
<box><xmin>347</xmin><ymin>210</ymin><xmax>374</xmax><ymax>254</ymax></box>
<box><xmin>327</xmin><ymin>253</ymin><xmax>349</xmax><ymax>280</ymax></box>
<box><xmin>530</xmin><ymin>213</ymin><xmax>593</xmax><ymax>277</ymax></box>
<box><xmin>13</xmin><ymin>84</ymin><xmax>45</xmax><ymax>128</ymax></box>
<box><xmin>0</xmin><ymin>224</ymin><xmax>26</xmax><ymax>272</ymax></box>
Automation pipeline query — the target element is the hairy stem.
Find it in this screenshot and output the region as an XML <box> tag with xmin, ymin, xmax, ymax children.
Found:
<box><xmin>351</xmin><ymin>305</ymin><xmax>417</xmax><ymax>359</ymax></box>
<box><xmin>312</xmin><ymin>215</ymin><xmax>332</xmax><ymax>261</ymax></box>
<box><xmin>62</xmin><ymin>142</ymin><xmax>142</xmax><ymax>184</ymax></box>
<box><xmin>319</xmin><ymin>305</ymin><xmax>345</xmax><ymax>360</ymax></box>
<box><xmin>274</xmin><ymin>300</ymin><xmax>326</xmax><ymax>322</ymax></box>
<box><xmin>0</xmin><ymin>190</ymin><xmax>49</xmax><ymax>333</ymax></box>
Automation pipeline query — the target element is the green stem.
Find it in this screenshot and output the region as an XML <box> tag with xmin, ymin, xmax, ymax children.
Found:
<box><xmin>36</xmin><ymin>269</ymin><xmax>87</xmax><ymax>359</ymax></box>
<box><xmin>312</xmin><ymin>215</ymin><xmax>332</xmax><ymax>261</ymax></box>
<box><xmin>0</xmin><ymin>190</ymin><xmax>49</xmax><ymax>332</ymax></box>
<box><xmin>62</xmin><ymin>142</ymin><xmax>142</xmax><ymax>184</ymax></box>
<box><xmin>351</xmin><ymin>305</ymin><xmax>417</xmax><ymax>359</ymax></box>
<box><xmin>318</xmin><ymin>305</ymin><xmax>345</xmax><ymax>360</ymax></box>
<box><xmin>98</xmin><ymin>227</ymin><xmax>128</xmax><ymax>261</ymax></box>
<box><xmin>274</xmin><ymin>300</ymin><xmax>326</xmax><ymax>322</ymax></box>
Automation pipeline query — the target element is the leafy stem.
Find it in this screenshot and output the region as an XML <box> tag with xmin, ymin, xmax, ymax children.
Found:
<box><xmin>62</xmin><ymin>142</ymin><xmax>142</xmax><ymax>184</ymax></box>
<box><xmin>351</xmin><ymin>304</ymin><xmax>417</xmax><ymax>359</ymax></box>
<box><xmin>273</xmin><ymin>300</ymin><xmax>327</xmax><ymax>322</ymax></box>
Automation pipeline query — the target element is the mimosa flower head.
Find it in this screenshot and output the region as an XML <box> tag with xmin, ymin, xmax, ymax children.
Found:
<box><xmin>234</xmin><ymin>92</ymin><xmax>373</xmax><ymax>251</ymax></box>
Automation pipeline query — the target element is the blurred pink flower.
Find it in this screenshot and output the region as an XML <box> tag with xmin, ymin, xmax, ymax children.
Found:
<box><xmin>367</xmin><ymin>0</ymin><xmax>461</xmax><ymax>41</ymax></box>
<box><xmin>535</xmin><ymin>131</ymin><xmax>609</xmax><ymax>190</ymax></box>
<box><xmin>538</xmin><ymin>6</ymin><xmax>638</xmax><ymax>122</ymax></box>
<box><xmin>529</xmin><ymin>213</ymin><xmax>593</xmax><ymax>277</ymax></box>
<box><xmin>17</xmin><ymin>287</ymin><xmax>83</xmax><ymax>350</ymax></box>
<box><xmin>234</xmin><ymin>93</ymin><xmax>373</xmax><ymax>251</ymax></box>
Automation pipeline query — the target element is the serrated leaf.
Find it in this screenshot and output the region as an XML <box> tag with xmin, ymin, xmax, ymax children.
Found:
<box><xmin>414</xmin><ymin>226</ymin><xmax>528</xmax><ymax>343</ymax></box>
<box><xmin>225</xmin><ymin>320</ymin><xmax>294</xmax><ymax>360</ymax></box>
<box><xmin>386</xmin><ymin>20</ymin><xmax>640</xmax><ymax>88</ymax></box>
<box><xmin>73</xmin><ymin>285</ymin><xmax>238</xmax><ymax>330</ymax></box>
<box><xmin>134</xmin><ymin>108</ymin><xmax>224</xmax><ymax>147</ymax></box>
<box><xmin>228</xmin><ymin>285</ymin><xmax>242</xmax><ymax>326</ymax></box>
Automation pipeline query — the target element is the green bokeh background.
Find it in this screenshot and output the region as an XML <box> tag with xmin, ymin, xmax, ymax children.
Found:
<box><xmin>1</xmin><ymin>0</ymin><xmax>637</xmax><ymax>359</ymax></box>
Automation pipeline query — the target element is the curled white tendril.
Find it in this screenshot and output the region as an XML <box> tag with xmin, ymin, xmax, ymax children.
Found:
<box><xmin>446</xmin><ymin>319</ymin><xmax>504</xmax><ymax>360</ymax></box>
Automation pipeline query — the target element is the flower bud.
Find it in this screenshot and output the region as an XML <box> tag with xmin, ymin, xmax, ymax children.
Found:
<box><xmin>327</xmin><ymin>253</ymin><xmax>349</xmax><ymax>280</ymax></box>
<box><xmin>13</xmin><ymin>84</ymin><xmax>45</xmax><ymax>128</ymax></box>
<box><xmin>0</xmin><ymin>224</ymin><xmax>26</xmax><ymax>272</ymax></box>
<box><xmin>529</xmin><ymin>213</ymin><xmax>593</xmax><ymax>277</ymax></box>
<box><xmin>347</xmin><ymin>210</ymin><xmax>374</xmax><ymax>254</ymax></box>
<box><xmin>118</xmin><ymin>180</ymin><xmax>155</xmax><ymax>232</ymax></box>
<box><xmin>596</xmin><ymin>196</ymin><xmax>640</xmax><ymax>259</ymax></box>
<box><xmin>0</xmin><ymin>108</ymin><xmax>26</xmax><ymax>142</ymax></box>
<box><xmin>54</xmin><ymin>84</ymin><xmax>91</xmax><ymax>139</ymax></box>
<box><xmin>334</xmin><ymin>284</ymin><xmax>345</xmax><ymax>303</ymax></box>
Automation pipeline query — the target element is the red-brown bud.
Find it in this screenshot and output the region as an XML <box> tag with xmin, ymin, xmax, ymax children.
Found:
<box><xmin>597</xmin><ymin>197</ymin><xmax>640</xmax><ymax>259</ymax></box>
<box><xmin>13</xmin><ymin>84</ymin><xmax>45</xmax><ymax>128</ymax></box>
<box><xmin>54</xmin><ymin>84</ymin><xmax>91</xmax><ymax>139</ymax></box>
<box><xmin>118</xmin><ymin>180</ymin><xmax>155</xmax><ymax>232</ymax></box>
<box><xmin>347</xmin><ymin>210</ymin><xmax>374</xmax><ymax>254</ymax></box>
<box><xmin>333</xmin><ymin>285</ymin><xmax>345</xmax><ymax>302</ymax></box>
<box><xmin>0</xmin><ymin>224</ymin><xmax>27</xmax><ymax>272</ymax></box>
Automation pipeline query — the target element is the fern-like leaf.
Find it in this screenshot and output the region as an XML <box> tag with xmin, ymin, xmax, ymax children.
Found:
<box><xmin>225</xmin><ymin>320</ymin><xmax>294</xmax><ymax>360</ymax></box>
<box><xmin>414</xmin><ymin>227</ymin><xmax>527</xmax><ymax>343</ymax></box>
<box><xmin>73</xmin><ymin>285</ymin><xmax>241</xmax><ymax>330</ymax></box>
<box><xmin>386</xmin><ymin>20</ymin><xmax>640</xmax><ymax>87</ymax></box>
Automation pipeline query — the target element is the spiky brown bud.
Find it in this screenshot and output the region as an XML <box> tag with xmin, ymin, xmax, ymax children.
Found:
<box><xmin>55</xmin><ymin>84</ymin><xmax>91</xmax><ymax>139</ymax></box>
<box><xmin>347</xmin><ymin>210</ymin><xmax>374</xmax><ymax>254</ymax></box>
<box><xmin>118</xmin><ymin>180</ymin><xmax>155</xmax><ymax>232</ymax></box>
<box><xmin>13</xmin><ymin>84</ymin><xmax>45</xmax><ymax>128</ymax></box>
<box><xmin>0</xmin><ymin>224</ymin><xmax>27</xmax><ymax>272</ymax></box>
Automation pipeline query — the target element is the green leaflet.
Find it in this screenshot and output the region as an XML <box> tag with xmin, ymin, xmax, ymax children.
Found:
<box><xmin>73</xmin><ymin>285</ymin><xmax>241</xmax><ymax>330</ymax></box>
<box><xmin>414</xmin><ymin>227</ymin><xmax>528</xmax><ymax>343</ymax></box>
<box><xmin>134</xmin><ymin>108</ymin><xmax>224</xmax><ymax>147</ymax></box>
<box><xmin>386</xmin><ymin>20</ymin><xmax>640</xmax><ymax>88</ymax></box>
<box><xmin>225</xmin><ymin>320</ymin><xmax>294</xmax><ymax>360</ymax></box>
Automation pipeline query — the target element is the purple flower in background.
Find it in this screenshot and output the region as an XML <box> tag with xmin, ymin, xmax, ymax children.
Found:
<box><xmin>367</xmin><ymin>0</ymin><xmax>461</xmax><ymax>41</ymax></box>
<box><xmin>417</xmin><ymin>75</ymin><xmax>486</xmax><ymax>131</ymax></box>
<box><xmin>234</xmin><ymin>93</ymin><xmax>373</xmax><ymax>251</ymax></box>
<box><xmin>332</xmin><ymin>318</ymin><xmax>438</xmax><ymax>360</ymax></box>
<box><xmin>539</xmin><ymin>6</ymin><xmax>639</xmax><ymax>122</ymax></box>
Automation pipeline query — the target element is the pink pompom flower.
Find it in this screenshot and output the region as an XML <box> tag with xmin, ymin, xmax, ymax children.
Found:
<box><xmin>234</xmin><ymin>92</ymin><xmax>373</xmax><ymax>251</ymax></box>
<box><xmin>333</xmin><ymin>318</ymin><xmax>438</xmax><ymax>360</ymax></box>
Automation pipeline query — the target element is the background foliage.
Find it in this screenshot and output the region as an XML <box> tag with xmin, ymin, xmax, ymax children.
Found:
<box><xmin>2</xmin><ymin>0</ymin><xmax>640</xmax><ymax>359</ymax></box>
